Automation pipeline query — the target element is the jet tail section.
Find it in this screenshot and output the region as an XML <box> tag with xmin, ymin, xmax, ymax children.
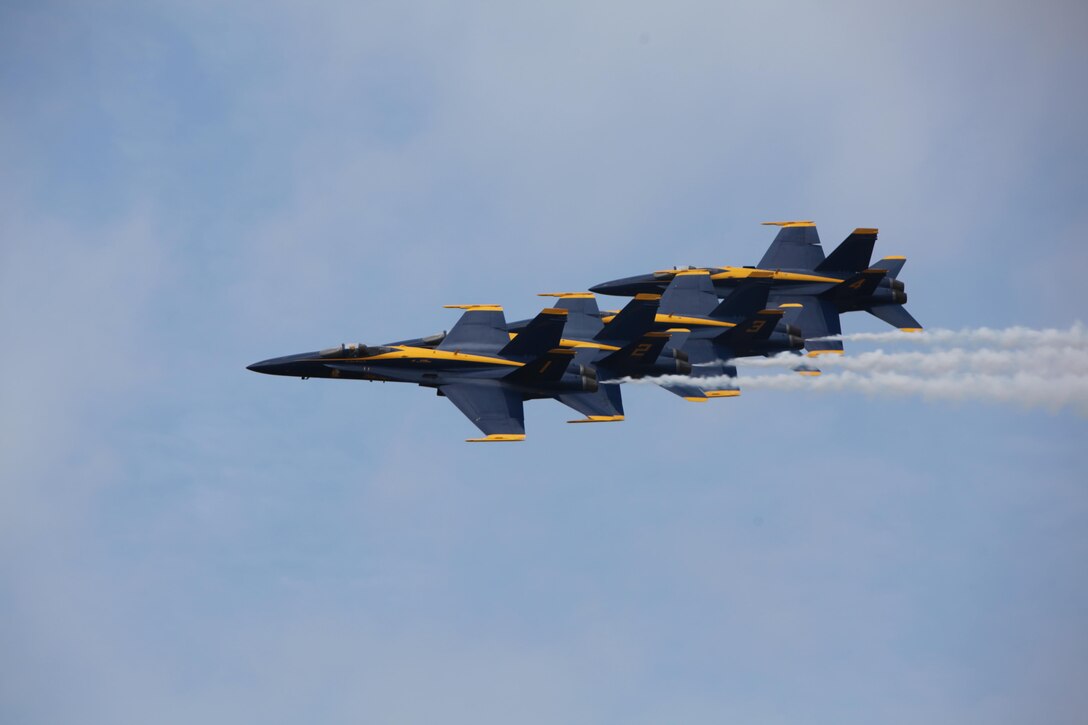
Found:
<box><xmin>757</xmin><ymin>221</ymin><xmax>824</xmax><ymax>270</ymax></box>
<box><xmin>873</xmin><ymin>256</ymin><xmax>907</xmax><ymax>278</ymax></box>
<box><xmin>500</xmin><ymin>308</ymin><xmax>567</xmax><ymax>360</ymax></box>
<box><xmin>599</xmin><ymin>331</ymin><xmax>671</xmax><ymax>369</ymax></box>
<box><xmin>596</xmin><ymin>294</ymin><xmax>660</xmax><ymax>343</ymax></box>
<box><xmin>505</xmin><ymin>348</ymin><xmax>577</xmax><ymax>384</ymax></box>
<box><xmin>822</xmin><ymin>269</ymin><xmax>886</xmax><ymax>301</ymax></box>
<box><xmin>868</xmin><ymin>304</ymin><xmax>923</xmax><ymax>331</ymax></box>
<box><xmin>439</xmin><ymin>306</ymin><xmax>509</xmax><ymax>353</ymax></box>
<box><xmin>560</xmin><ymin>383</ymin><xmax>625</xmax><ymax>423</ymax></box>
<box><xmin>815</xmin><ymin>228</ymin><xmax>877</xmax><ymax>273</ymax></box>
<box><xmin>775</xmin><ymin>295</ymin><xmax>843</xmax><ymax>354</ymax></box>
<box><xmin>540</xmin><ymin>293</ymin><xmax>604</xmax><ymax>340</ymax></box>
<box><xmin>659</xmin><ymin>271</ymin><xmax>718</xmax><ymax>317</ymax></box>
<box><xmin>714</xmin><ymin>308</ymin><xmax>784</xmax><ymax>347</ymax></box>
<box><xmin>708</xmin><ymin>282</ymin><xmax>771</xmax><ymax>322</ymax></box>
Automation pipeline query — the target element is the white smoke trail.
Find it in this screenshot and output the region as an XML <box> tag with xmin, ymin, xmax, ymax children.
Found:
<box><xmin>633</xmin><ymin>323</ymin><xmax>1088</xmax><ymax>416</ymax></box>
<box><xmin>737</xmin><ymin>347</ymin><xmax>1088</xmax><ymax>377</ymax></box>
<box><xmin>819</xmin><ymin>322</ymin><xmax>1088</xmax><ymax>348</ymax></box>
<box><xmin>640</xmin><ymin>370</ymin><xmax>1088</xmax><ymax>416</ymax></box>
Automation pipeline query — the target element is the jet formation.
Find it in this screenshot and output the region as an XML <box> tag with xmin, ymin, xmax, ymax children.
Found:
<box><xmin>248</xmin><ymin>221</ymin><xmax>922</xmax><ymax>441</ymax></box>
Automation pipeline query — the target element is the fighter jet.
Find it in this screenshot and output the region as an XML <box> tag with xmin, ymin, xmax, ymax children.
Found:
<box><xmin>590</xmin><ymin>221</ymin><xmax>921</xmax><ymax>355</ymax></box>
<box><xmin>508</xmin><ymin>292</ymin><xmax>692</xmax><ymax>395</ymax></box>
<box><xmin>641</xmin><ymin>272</ymin><xmax>807</xmax><ymax>400</ymax></box>
<box><xmin>247</xmin><ymin>305</ymin><xmax>613</xmax><ymax>441</ymax></box>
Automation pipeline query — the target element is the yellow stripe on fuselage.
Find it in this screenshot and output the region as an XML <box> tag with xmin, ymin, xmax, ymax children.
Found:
<box><xmin>600</xmin><ymin>313</ymin><xmax>735</xmax><ymax>327</ymax></box>
<box><xmin>350</xmin><ymin>346</ymin><xmax>523</xmax><ymax>367</ymax></box>
<box><xmin>710</xmin><ymin>266</ymin><xmax>842</xmax><ymax>283</ymax></box>
<box><xmin>655</xmin><ymin>313</ymin><xmax>735</xmax><ymax>327</ymax></box>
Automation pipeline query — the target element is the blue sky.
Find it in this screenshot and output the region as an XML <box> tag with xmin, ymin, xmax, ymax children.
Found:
<box><xmin>2</xmin><ymin>1</ymin><xmax>1086</xmax><ymax>723</ymax></box>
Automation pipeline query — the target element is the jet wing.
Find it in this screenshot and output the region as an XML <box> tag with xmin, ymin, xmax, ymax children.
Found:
<box><xmin>439</xmin><ymin>382</ymin><xmax>526</xmax><ymax>442</ymax></box>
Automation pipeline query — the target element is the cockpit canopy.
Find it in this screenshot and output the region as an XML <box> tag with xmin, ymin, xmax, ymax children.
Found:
<box><xmin>653</xmin><ymin>265</ymin><xmax>701</xmax><ymax>279</ymax></box>
<box><xmin>318</xmin><ymin>343</ymin><xmax>384</xmax><ymax>358</ymax></box>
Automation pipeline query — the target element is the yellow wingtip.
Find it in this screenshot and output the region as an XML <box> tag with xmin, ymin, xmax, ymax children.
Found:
<box><xmin>567</xmin><ymin>415</ymin><xmax>625</xmax><ymax>424</ymax></box>
<box><xmin>466</xmin><ymin>434</ymin><xmax>526</xmax><ymax>442</ymax></box>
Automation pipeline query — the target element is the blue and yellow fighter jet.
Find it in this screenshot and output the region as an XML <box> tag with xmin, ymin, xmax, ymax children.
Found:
<box><xmin>247</xmin><ymin>305</ymin><xmax>615</xmax><ymax>441</ymax></box>
<box><xmin>590</xmin><ymin>221</ymin><xmax>921</xmax><ymax>355</ymax></box>
<box><xmin>642</xmin><ymin>271</ymin><xmax>808</xmax><ymax>400</ymax></box>
<box><xmin>508</xmin><ymin>291</ymin><xmax>692</xmax><ymax>391</ymax></box>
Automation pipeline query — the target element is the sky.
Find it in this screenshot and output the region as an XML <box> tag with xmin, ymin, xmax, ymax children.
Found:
<box><xmin>2</xmin><ymin>1</ymin><xmax>1087</xmax><ymax>723</ymax></box>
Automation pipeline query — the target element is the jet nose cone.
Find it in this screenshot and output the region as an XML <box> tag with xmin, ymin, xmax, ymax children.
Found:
<box><xmin>247</xmin><ymin>360</ymin><xmax>274</xmax><ymax>374</ymax></box>
<box><xmin>590</xmin><ymin>274</ymin><xmax>661</xmax><ymax>296</ymax></box>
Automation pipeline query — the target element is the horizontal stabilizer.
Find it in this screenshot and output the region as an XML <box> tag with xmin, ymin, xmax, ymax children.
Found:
<box><xmin>559</xmin><ymin>383</ymin><xmax>625</xmax><ymax>422</ymax></box>
<box><xmin>500</xmin><ymin>308</ymin><xmax>567</xmax><ymax>359</ymax></box>
<box><xmin>439</xmin><ymin>306</ymin><xmax>509</xmax><ymax>353</ymax></box>
<box><xmin>658</xmin><ymin>381</ymin><xmax>709</xmax><ymax>402</ymax></box>
<box><xmin>815</xmin><ymin>228</ymin><xmax>877</xmax><ymax>273</ymax></box>
<box><xmin>774</xmin><ymin>295</ymin><xmax>843</xmax><ymax>354</ymax></box>
<box><xmin>868</xmin><ymin>304</ymin><xmax>923</xmax><ymax>331</ymax></box>
<box><xmin>757</xmin><ymin>221</ymin><xmax>824</xmax><ymax>270</ymax></box>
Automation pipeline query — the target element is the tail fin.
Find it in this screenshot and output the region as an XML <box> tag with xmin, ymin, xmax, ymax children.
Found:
<box><xmin>715</xmin><ymin>308</ymin><xmax>783</xmax><ymax>347</ymax></box>
<box><xmin>658</xmin><ymin>271</ymin><xmax>718</xmax><ymax>316</ymax></box>
<box><xmin>757</xmin><ymin>221</ymin><xmax>824</xmax><ymax>270</ymax></box>
<box><xmin>595</xmin><ymin>293</ymin><xmax>660</xmax><ymax>343</ymax></box>
<box><xmin>868</xmin><ymin>304</ymin><xmax>923</xmax><ymax>332</ymax></box>
<box><xmin>438</xmin><ymin>305</ymin><xmax>509</xmax><ymax>353</ymax></box>
<box><xmin>500</xmin><ymin>308</ymin><xmax>568</xmax><ymax>360</ymax></box>
<box><xmin>539</xmin><ymin>293</ymin><xmax>603</xmax><ymax>340</ymax></box>
<box><xmin>505</xmin><ymin>348</ymin><xmax>577</xmax><ymax>384</ymax></box>
<box><xmin>708</xmin><ymin>282</ymin><xmax>771</xmax><ymax>322</ymax></box>
<box><xmin>873</xmin><ymin>256</ymin><xmax>906</xmax><ymax>278</ymax></box>
<box><xmin>599</xmin><ymin>331</ymin><xmax>671</xmax><ymax>369</ymax></box>
<box><xmin>822</xmin><ymin>268</ymin><xmax>886</xmax><ymax>301</ymax></box>
<box><xmin>815</xmin><ymin>228</ymin><xmax>877</xmax><ymax>273</ymax></box>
